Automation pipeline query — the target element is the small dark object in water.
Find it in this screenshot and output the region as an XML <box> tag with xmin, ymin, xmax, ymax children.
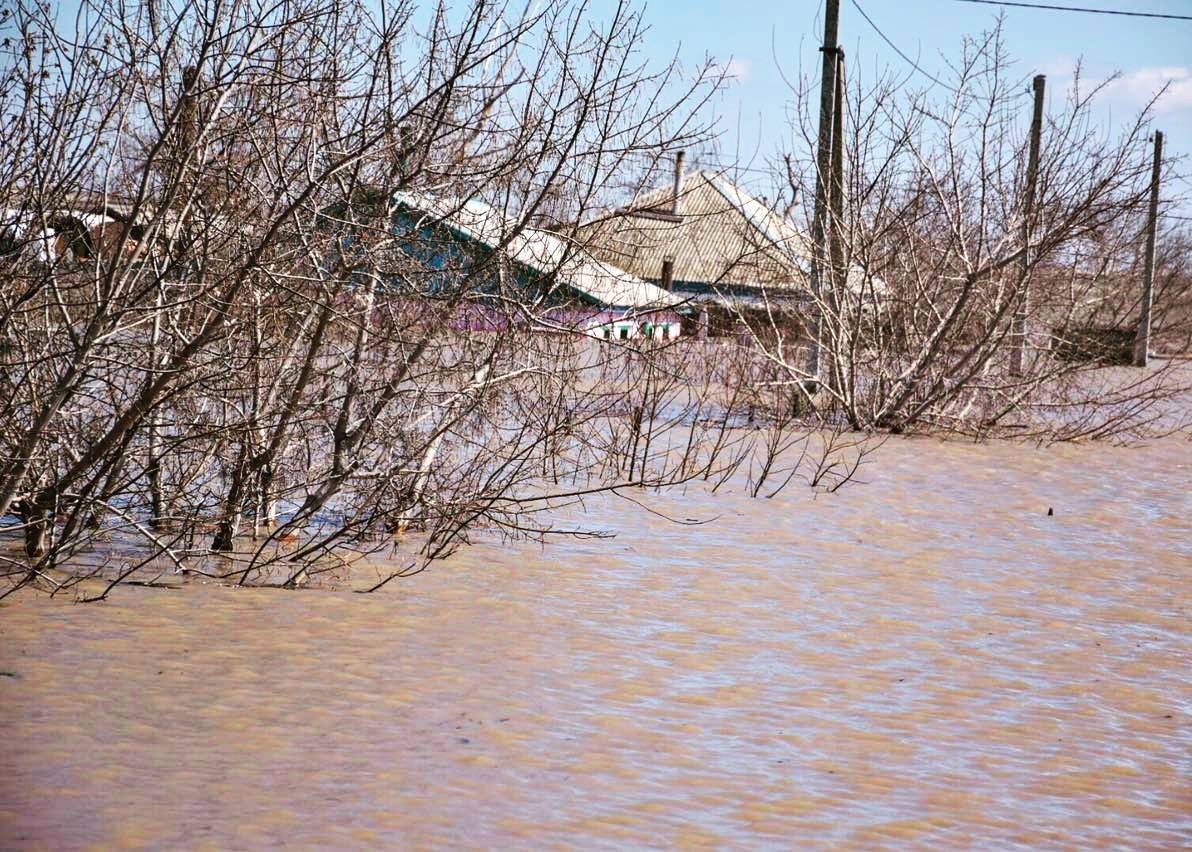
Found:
<box><xmin>1047</xmin><ymin>507</ymin><xmax>1054</xmax><ymax>516</ymax></box>
<box><xmin>0</xmin><ymin>671</ymin><xmax>18</xmax><ymax>678</ymax></box>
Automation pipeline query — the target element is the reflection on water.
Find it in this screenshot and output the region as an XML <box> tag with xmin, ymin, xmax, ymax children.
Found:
<box><xmin>1</xmin><ymin>436</ymin><xmax>1190</xmax><ymax>848</ymax></box>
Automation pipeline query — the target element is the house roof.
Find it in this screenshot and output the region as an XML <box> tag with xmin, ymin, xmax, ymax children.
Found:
<box><xmin>575</xmin><ymin>170</ymin><xmax>884</xmax><ymax>300</ymax></box>
<box><xmin>575</xmin><ymin>171</ymin><xmax>810</xmax><ymax>293</ymax></box>
<box><xmin>391</xmin><ymin>191</ymin><xmax>683</xmax><ymax>311</ymax></box>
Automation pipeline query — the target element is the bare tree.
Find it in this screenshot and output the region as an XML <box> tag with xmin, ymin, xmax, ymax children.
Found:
<box><xmin>2</xmin><ymin>0</ymin><xmax>870</xmax><ymax>598</ymax></box>
<box><xmin>750</xmin><ymin>24</ymin><xmax>1191</xmax><ymax>440</ymax></box>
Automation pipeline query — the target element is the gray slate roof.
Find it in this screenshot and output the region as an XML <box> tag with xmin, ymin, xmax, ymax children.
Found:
<box><xmin>575</xmin><ymin>171</ymin><xmax>811</xmax><ymax>294</ymax></box>
<box><xmin>575</xmin><ymin>171</ymin><xmax>885</xmax><ymax>303</ymax></box>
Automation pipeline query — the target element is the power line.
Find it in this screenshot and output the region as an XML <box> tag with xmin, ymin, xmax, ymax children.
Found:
<box><xmin>952</xmin><ymin>0</ymin><xmax>1192</xmax><ymax>21</ymax></box>
<box><xmin>852</xmin><ymin>0</ymin><xmax>959</xmax><ymax>93</ymax></box>
<box><xmin>697</xmin><ymin>160</ymin><xmax>778</xmax><ymax>176</ymax></box>
<box><xmin>623</xmin><ymin>150</ymin><xmax>776</xmax><ymax>177</ymax></box>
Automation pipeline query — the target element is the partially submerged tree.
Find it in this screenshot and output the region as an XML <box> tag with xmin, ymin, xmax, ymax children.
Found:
<box><xmin>752</xmin><ymin>25</ymin><xmax>1191</xmax><ymax>439</ymax></box>
<box><xmin>0</xmin><ymin>0</ymin><xmax>864</xmax><ymax>598</ymax></box>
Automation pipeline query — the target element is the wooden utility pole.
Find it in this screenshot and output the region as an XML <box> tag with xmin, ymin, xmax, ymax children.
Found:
<box><xmin>1010</xmin><ymin>74</ymin><xmax>1046</xmax><ymax>376</ymax></box>
<box><xmin>1134</xmin><ymin>130</ymin><xmax>1163</xmax><ymax>367</ymax></box>
<box><xmin>828</xmin><ymin>49</ymin><xmax>847</xmax><ymax>325</ymax></box>
<box><xmin>807</xmin><ymin>0</ymin><xmax>841</xmax><ymax>386</ymax></box>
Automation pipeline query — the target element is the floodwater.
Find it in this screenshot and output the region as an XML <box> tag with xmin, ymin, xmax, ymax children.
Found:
<box><xmin>1</xmin><ymin>435</ymin><xmax>1189</xmax><ymax>849</ymax></box>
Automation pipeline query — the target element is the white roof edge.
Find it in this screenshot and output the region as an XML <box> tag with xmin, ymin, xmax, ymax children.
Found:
<box><xmin>391</xmin><ymin>190</ymin><xmax>683</xmax><ymax>310</ymax></box>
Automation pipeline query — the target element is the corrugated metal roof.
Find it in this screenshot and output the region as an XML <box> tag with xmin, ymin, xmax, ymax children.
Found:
<box><xmin>575</xmin><ymin>171</ymin><xmax>809</xmax><ymax>293</ymax></box>
<box><xmin>575</xmin><ymin>171</ymin><xmax>883</xmax><ymax>299</ymax></box>
<box><xmin>702</xmin><ymin>173</ymin><xmax>813</xmax><ymax>270</ymax></box>
<box><xmin>391</xmin><ymin>191</ymin><xmax>682</xmax><ymax>311</ymax></box>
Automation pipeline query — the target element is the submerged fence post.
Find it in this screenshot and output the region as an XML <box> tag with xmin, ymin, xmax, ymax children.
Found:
<box><xmin>1134</xmin><ymin>130</ymin><xmax>1163</xmax><ymax>368</ymax></box>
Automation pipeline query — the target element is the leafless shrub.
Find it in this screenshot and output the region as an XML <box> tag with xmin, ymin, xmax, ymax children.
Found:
<box><xmin>1</xmin><ymin>0</ymin><xmax>874</xmax><ymax>598</ymax></box>
<box><xmin>752</xmin><ymin>24</ymin><xmax>1192</xmax><ymax>441</ymax></box>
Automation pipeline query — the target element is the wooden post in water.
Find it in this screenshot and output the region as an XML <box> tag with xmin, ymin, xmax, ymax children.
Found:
<box><xmin>1010</xmin><ymin>74</ymin><xmax>1046</xmax><ymax>377</ymax></box>
<box><xmin>1134</xmin><ymin>130</ymin><xmax>1163</xmax><ymax>367</ymax></box>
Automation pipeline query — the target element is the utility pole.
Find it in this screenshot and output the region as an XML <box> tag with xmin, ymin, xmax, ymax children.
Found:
<box><xmin>828</xmin><ymin>49</ymin><xmax>847</xmax><ymax>345</ymax></box>
<box><xmin>1134</xmin><ymin>130</ymin><xmax>1163</xmax><ymax>367</ymax></box>
<box><xmin>807</xmin><ymin>0</ymin><xmax>841</xmax><ymax>387</ymax></box>
<box><xmin>1010</xmin><ymin>74</ymin><xmax>1046</xmax><ymax>376</ymax></box>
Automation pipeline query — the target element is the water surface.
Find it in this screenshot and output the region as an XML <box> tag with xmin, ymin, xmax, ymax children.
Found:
<box><xmin>1</xmin><ymin>436</ymin><xmax>1189</xmax><ymax>848</ymax></box>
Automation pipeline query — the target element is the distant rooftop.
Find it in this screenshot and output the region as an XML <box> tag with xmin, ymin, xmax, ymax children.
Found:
<box><xmin>392</xmin><ymin>191</ymin><xmax>683</xmax><ymax>311</ymax></box>
<box><xmin>576</xmin><ymin>170</ymin><xmax>810</xmax><ymax>295</ymax></box>
<box><xmin>577</xmin><ymin>170</ymin><xmax>883</xmax><ymax>301</ymax></box>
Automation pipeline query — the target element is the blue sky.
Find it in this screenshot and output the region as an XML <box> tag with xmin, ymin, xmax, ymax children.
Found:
<box><xmin>41</xmin><ymin>0</ymin><xmax>1192</xmax><ymax>209</ymax></box>
<box><xmin>611</xmin><ymin>0</ymin><xmax>1191</xmax><ymax>203</ymax></box>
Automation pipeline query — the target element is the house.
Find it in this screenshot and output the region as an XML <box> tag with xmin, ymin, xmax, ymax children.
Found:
<box><xmin>574</xmin><ymin>163</ymin><xmax>885</xmax><ymax>322</ymax></box>
<box><xmin>1</xmin><ymin>191</ymin><xmax>155</xmax><ymax>265</ymax></box>
<box><xmin>1</xmin><ymin>208</ymin><xmax>116</xmax><ymax>264</ymax></box>
<box><xmin>574</xmin><ymin>168</ymin><xmax>812</xmax><ymax>307</ymax></box>
<box><xmin>389</xmin><ymin>191</ymin><xmax>685</xmax><ymax>340</ymax></box>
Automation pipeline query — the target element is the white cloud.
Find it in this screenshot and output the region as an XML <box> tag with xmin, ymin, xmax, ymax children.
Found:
<box><xmin>1036</xmin><ymin>59</ymin><xmax>1192</xmax><ymax>115</ymax></box>
<box><xmin>1102</xmin><ymin>66</ymin><xmax>1192</xmax><ymax>113</ymax></box>
<box><xmin>714</xmin><ymin>58</ymin><xmax>751</xmax><ymax>84</ymax></box>
<box><xmin>1038</xmin><ymin>56</ymin><xmax>1079</xmax><ymax>79</ymax></box>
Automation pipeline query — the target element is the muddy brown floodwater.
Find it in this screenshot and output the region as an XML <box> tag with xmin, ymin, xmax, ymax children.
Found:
<box><xmin>1</xmin><ymin>435</ymin><xmax>1190</xmax><ymax>849</ymax></box>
